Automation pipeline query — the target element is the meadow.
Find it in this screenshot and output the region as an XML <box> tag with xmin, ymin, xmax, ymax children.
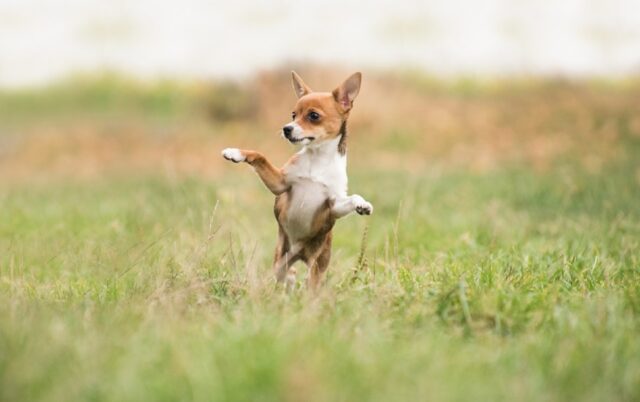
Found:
<box><xmin>1</xmin><ymin>70</ymin><xmax>639</xmax><ymax>401</ymax></box>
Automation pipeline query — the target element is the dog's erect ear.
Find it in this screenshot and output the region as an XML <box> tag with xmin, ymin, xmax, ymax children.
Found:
<box><xmin>332</xmin><ymin>72</ymin><xmax>361</xmax><ymax>112</ymax></box>
<box><xmin>291</xmin><ymin>71</ymin><xmax>312</xmax><ymax>98</ymax></box>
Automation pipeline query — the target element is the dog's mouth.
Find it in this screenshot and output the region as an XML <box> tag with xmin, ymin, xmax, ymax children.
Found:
<box><xmin>287</xmin><ymin>136</ymin><xmax>315</xmax><ymax>144</ymax></box>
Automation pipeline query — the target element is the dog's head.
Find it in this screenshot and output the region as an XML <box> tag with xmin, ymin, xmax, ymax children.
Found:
<box><xmin>281</xmin><ymin>71</ymin><xmax>361</xmax><ymax>146</ymax></box>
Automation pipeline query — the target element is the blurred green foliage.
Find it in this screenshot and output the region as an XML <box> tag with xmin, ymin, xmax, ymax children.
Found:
<box><xmin>0</xmin><ymin>74</ymin><xmax>256</xmax><ymax>123</ymax></box>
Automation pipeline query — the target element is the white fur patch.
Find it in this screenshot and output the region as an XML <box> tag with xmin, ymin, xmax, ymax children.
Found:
<box><xmin>280</xmin><ymin>137</ymin><xmax>351</xmax><ymax>242</ymax></box>
<box><xmin>285</xmin><ymin>136</ymin><xmax>348</xmax><ymax>197</ymax></box>
<box><xmin>289</xmin><ymin>122</ymin><xmax>304</xmax><ymax>137</ymax></box>
<box><xmin>351</xmin><ymin>194</ymin><xmax>373</xmax><ymax>215</ymax></box>
<box><xmin>222</xmin><ymin>148</ymin><xmax>245</xmax><ymax>163</ymax></box>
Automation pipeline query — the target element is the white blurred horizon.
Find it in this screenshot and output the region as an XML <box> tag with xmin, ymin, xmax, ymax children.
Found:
<box><xmin>1</xmin><ymin>0</ymin><xmax>639</xmax><ymax>88</ymax></box>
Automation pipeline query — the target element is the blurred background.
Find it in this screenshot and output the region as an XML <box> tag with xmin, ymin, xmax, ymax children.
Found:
<box><xmin>1</xmin><ymin>0</ymin><xmax>639</xmax><ymax>181</ymax></box>
<box><xmin>1</xmin><ymin>0</ymin><xmax>640</xmax><ymax>245</ymax></box>
<box><xmin>2</xmin><ymin>0</ymin><xmax>640</xmax><ymax>87</ymax></box>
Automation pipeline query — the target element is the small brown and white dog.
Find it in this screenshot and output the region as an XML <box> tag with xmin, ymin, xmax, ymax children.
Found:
<box><xmin>222</xmin><ymin>71</ymin><xmax>373</xmax><ymax>289</ymax></box>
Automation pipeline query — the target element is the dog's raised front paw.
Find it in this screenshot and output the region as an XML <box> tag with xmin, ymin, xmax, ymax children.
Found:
<box><xmin>352</xmin><ymin>195</ymin><xmax>373</xmax><ymax>215</ymax></box>
<box><xmin>222</xmin><ymin>148</ymin><xmax>246</xmax><ymax>163</ymax></box>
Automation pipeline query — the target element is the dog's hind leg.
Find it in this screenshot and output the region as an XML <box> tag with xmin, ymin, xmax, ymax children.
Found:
<box><xmin>274</xmin><ymin>249</ymin><xmax>302</xmax><ymax>291</ymax></box>
<box><xmin>306</xmin><ymin>233</ymin><xmax>332</xmax><ymax>290</ymax></box>
<box><xmin>272</xmin><ymin>228</ymin><xmax>302</xmax><ymax>290</ymax></box>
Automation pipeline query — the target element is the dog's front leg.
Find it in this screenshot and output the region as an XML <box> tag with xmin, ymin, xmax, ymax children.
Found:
<box><xmin>331</xmin><ymin>194</ymin><xmax>373</xmax><ymax>218</ymax></box>
<box><xmin>222</xmin><ymin>148</ymin><xmax>289</xmax><ymax>195</ymax></box>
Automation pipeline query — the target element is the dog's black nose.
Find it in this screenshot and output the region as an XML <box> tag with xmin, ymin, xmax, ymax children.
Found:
<box><xmin>282</xmin><ymin>125</ymin><xmax>293</xmax><ymax>138</ymax></box>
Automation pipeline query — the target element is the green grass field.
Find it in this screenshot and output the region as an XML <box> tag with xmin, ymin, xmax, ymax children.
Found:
<box><xmin>1</xmin><ymin>74</ymin><xmax>639</xmax><ymax>401</ymax></box>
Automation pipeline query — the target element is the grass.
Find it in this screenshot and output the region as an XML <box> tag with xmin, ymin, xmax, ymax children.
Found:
<box><xmin>1</xmin><ymin>72</ymin><xmax>640</xmax><ymax>401</ymax></box>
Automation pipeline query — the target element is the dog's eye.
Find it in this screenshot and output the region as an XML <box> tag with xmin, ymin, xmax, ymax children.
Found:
<box><xmin>291</xmin><ymin>112</ymin><xmax>296</xmax><ymax>120</ymax></box>
<box><xmin>307</xmin><ymin>111</ymin><xmax>320</xmax><ymax>122</ymax></box>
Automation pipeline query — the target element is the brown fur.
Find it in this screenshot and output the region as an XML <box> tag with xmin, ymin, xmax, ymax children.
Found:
<box><xmin>337</xmin><ymin>121</ymin><xmax>348</xmax><ymax>156</ymax></box>
<box><xmin>241</xmin><ymin>150</ymin><xmax>288</xmax><ymax>195</ymax></box>
<box><xmin>291</xmin><ymin>93</ymin><xmax>346</xmax><ymax>142</ymax></box>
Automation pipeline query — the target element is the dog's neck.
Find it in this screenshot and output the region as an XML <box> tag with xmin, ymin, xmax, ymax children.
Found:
<box><xmin>290</xmin><ymin>123</ymin><xmax>349</xmax><ymax>195</ymax></box>
<box><xmin>299</xmin><ymin>136</ymin><xmax>344</xmax><ymax>164</ymax></box>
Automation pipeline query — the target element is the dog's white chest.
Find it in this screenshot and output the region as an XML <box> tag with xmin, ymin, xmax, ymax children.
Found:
<box><xmin>282</xmin><ymin>141</ymin><xmax>347</xmax><ymax>241</ymax></box>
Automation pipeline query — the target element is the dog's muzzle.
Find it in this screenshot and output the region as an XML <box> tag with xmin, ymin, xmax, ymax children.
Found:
<box><xmin>282</xmin><ymin>124</ymin><xmax>315</xmax><ymax>144</ymax></box>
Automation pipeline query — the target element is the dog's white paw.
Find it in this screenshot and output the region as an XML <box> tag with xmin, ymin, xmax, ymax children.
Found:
<box><xmin>352</xmin><ymin>195</ymin><xmax>373</xmax><ymax>215</ymax></box>
<box><xmin>222</xmin><ymin>148</ymin><xmax>246</xmax><ymax>163</ymax></box>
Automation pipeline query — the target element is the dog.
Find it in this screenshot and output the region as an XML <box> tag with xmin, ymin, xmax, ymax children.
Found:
<box><xmin>222</xmin><ymin>71</ymin><xmax>373</xmax><ymax>289</ymax></box>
